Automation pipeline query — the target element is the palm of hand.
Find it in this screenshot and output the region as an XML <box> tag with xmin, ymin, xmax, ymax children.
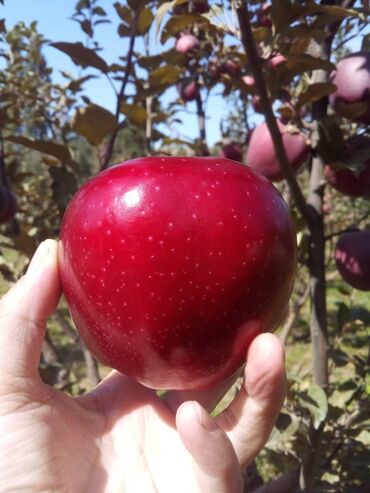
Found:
<box><xmin>0</xmin><ymin>372</ymin><xmax>239</xmax><ymax>493</ymax></box>
<box><xmin>0</xmin><ymin>240</ymin><xmax>286</xmax><ymax>493</ymax></box>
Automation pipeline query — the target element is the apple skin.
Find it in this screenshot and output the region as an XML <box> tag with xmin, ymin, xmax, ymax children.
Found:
<box><xmin>177</xmin><ymin>80</ymin><xmax>199</xmax><ymax>101</ymax></box>
<box><xmin>325</xmin><ymin>163</ymin><xmax>370</xmax><ymax>197</ymax></box>
<box><xmin>325</xmin><ymin>136</ymin><xmax>370</xmax><ymax>197</ymax></box>
<box><xmin>242</xmin><ymin>75</ymin><xmax>255</xmax><ymax>88</ymax></box>
<box><xmin>59</xmin><ymin>156</ymin><xmax>297</xmax><ymax>390</ymax></box>
<box><xmin>218</xmin><ymin>60</ymin><xmax>241</xmax><ymax>78</ymax></box>
<box><xmin>329</xmin><ymin>52</ymin><xmax>370</xmax><ymax>124</ymax></box>
<box><xmin>256</xmin><ymin>2</ymin><xmax>272</xmax><ymax>29</ymax></box>
<box><xmin>219</xmin><ymin>142</ymin><xmax>243</xmax><ymax>162</ymax></box>
<box><xmin>193</xmin><ymin>0</ymin><xmax>210</xmax><ymax>13</ymax></box>
<box><xmin>246</xmin><ymin>120</ymin><xmax>309</xmax><ymax>182</ymax></box>
<box><xmin>175</xmin><ymin>33</ymin><xmax>200</xmax><ymax>54</ymax></box>
<box><xmin>268</xmin><ymin>54</ymin><xmax>288</xmax><ymax>70</ymax></box>
<box><xmin>335</xmin><ymin>230</ymin><xmax>370</xmax><ymax>291</ymax></box>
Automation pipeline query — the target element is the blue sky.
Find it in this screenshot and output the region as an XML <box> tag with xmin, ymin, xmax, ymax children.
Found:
<box><xmin>1</xmin><ymin>1</ymin><xmax>368</xmax><ymax>149</ymax></box>
<box><xmin>1</xmin><ymin>0</ymin><xmax>229</xmax><ymax>146</ymax></box>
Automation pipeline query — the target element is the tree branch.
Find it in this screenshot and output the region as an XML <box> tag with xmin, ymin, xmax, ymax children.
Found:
<box><xmin>100</xmin><ymin>12</ymin><xmax>138</xmax><ymax>170</ymax></box>
<box><xmin>235</xmin><ymin>0</ymin><xmax>311</xmax><ymax>225</ymax></box>
<box><xmin>195</xmin><ymin>90</ymin><xmax>209</xmax><ymax>156</ymax></box>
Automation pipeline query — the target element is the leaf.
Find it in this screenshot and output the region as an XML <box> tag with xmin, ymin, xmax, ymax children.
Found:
<box><xmin>299</xmin><ymin>384</ymin><xmax>328</xmax><ymax>429</ymax></box>
<box><xmin>137</xmin><ymin>7</ymin><xmax>154</xmax><ymax>35</ymax></box>
<box><xmin>270</xmin><ymin>0</ymin><xmax>291</xmax><ymax>32</ymax></box>
<box><xmin>6</xmin><ymin>136</ymin><xmax>76</xmax><ymax>166</ymax></box>
<box><xmin>156</xmin><ymin>0</ymin><xmax>182</xmax><ymax>34</ymax></box>
<box><xmin>118</xmin><ymin>23</ymin><xmax>131</xmax><ymax>37</ymax></box>
<box><xmin>297</xmin><ymin>82</ymin><xmax>337</xmax><ymax>108</ymax></box>
<box><xmin>305</xmin><ymin>4</ymin><xmax>359</xmax><ymax>20</ymax></box>
<box><xmin>284</xmin><ymin>54</ymin><xmax>335</xmax><ymax>74</ymax></box>
<box><xmin>68</xmin><ymin>75</ymin><xmax>97</xmax><ymax>93</ymax></box>
<box><xmin>334</xmin><ymin>100</ymin><xmax>369</xmax><ymax>121</ymax></box>
<box><xmin>80</xmin><ymin>19</ymin><xmax>93</xmax><ymax>37</ymax></box>
<box><xmin>337</xmin><ymin>302</ymin><xmax>350</xmax><ymax>331</ymax></box>
<box><xmin>316</xmin><ymin>117</ymin><xmax>344</xmax><ymax>162</ymax></box>
<box><xmin>252</xmin><ymin>27</ymin><xmax>270</xmax><ymax>43</ymax></box>
<box><xmin>49</xmin><ymin>167</ymin><xmax>78</xmax><ymax>214</ymax></box>
<box><xmin>72</xmin><ymin>104</ymin><xmax>117</xmax><ymax>146</ymax></box>
<box><xmin>161</xmin><ymin>13</ymin><xmax>209</xmax><ymax>43</ymax></box>
<box><xmin>114</xmin><ymin>3</ymin><xmax>133</xmax><ymax>23</ymax></box>
<box><xmin>137</xmin><ymin>53</ymin><xmax>163</xmax><ymax>71</ymax></box>
<box><xmin>120</xmin><ymin>103</ymin><xmax>147</xmax><ymax>127</ymax></box>
<box><xmin>50</xmin><ymin>42</ymin><xmax>108</xmax><ymax>73</ymax></box>
<box><xmin>149</xmin><ymin>65</ymin><xmax>180</xmax><ymax>86</ymax></box>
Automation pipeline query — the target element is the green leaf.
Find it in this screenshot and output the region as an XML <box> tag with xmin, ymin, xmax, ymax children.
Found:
<box><xmin>161</xmin><ymin>13</ymin><xmax>209</xmax><ymax>43</ymax></box>
<box><xmin>114</xmin><ymin>3</ymin><xmax>133</xmax><ymax>23</ymax></box>
<box><xmin>284</xmin><ymin>54</ymin><xmax>335</xmax><ymax>75</ymax></box>
<box><xmin>297</xmin><ymin>82</ymin><xmax>337</xmax><ymax>108</ymax></box>
<box><xmin>299</xmin><ymin>384</ymin><xmax>328</xmax><ymax>429</ymax></box>
<box><xmin>149</xmin><ymin>65</ymin><xmax>180</xmax><ymax>86</ymax></box>
<box><xmin>137</xmin><ymin>7</ymin><xmax>154</xmax><ymax>35</ymax></box>
<box><xmin>6</xmin><ymin>136</ymin><xmax>76</xmax><ymax>166</ymax></box>
<box><xmin>137</xmin><ymin>53</ymin><xmax>163</xmax><ymax>71</ymax></box>
<box><xmin>334</xmin><ymin>100</ymin><xmax>370</xmax><ymax>122</ymax></box>
<box><xmin>118</xmin><ymin>23</ymin><xmax>131</xmax><ymax>37</ymax></box>
<box><xmin>337</xmin><ymin>302</ymin><xmax>350</xmax><ymax>331</ymax></box>
<box><xmin>72</xmin><ymin>104</ymin><xmax>117</xmax><ymax>146</ymax></box>
<box><xmin>316</xmin><ymin>117</ymin><xmax>344</xmax><ymax>162</ymax></box>
<box><xmin>50</xmin><ymin>42</ymin><xmax>108</xmax><ymax>73</ymax></box>
<box><xmin>156</xmin><ymin>1</ymin><xmax>184</xmax><ymax>34</ymax></box>
<box><xmin>49</xmin><ymin>167</ymin><xmax>78</xmax><ymax>214</ymax></box>
<box><xmin>120</xmin><ymin>103</ymin><xmax>147</xmax><ymax>127</ymax></box>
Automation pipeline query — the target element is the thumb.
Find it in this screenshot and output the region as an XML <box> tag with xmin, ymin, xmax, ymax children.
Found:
<box><xmin>176</xmin><ymin>401</ymin><xmax>243</xmax><ymax>493</ymax></box>
<box><xmin>0</xmin><ymin>239</ymin><xmax>61</xmax><ymax>378</ymax></box>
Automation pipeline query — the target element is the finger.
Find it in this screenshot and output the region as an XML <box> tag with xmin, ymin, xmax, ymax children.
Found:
<box><xmin>216</xmin><ymin>333</ymin><xmax>287</xmax><ymax>466</ymax></box>
<box><xmin>164</xmin><ymin>369</ymin><xmax>242</xmax><ymax>414</ymax></box>
<box><xmin>176</xmin><ymin>401</ymin><xmax>243</xmax><ymax>493</ymax></box>
<box><xmin>0</xmin><ymin>239</ymin><xmax>61</xmax><ymax>378</ymax></box>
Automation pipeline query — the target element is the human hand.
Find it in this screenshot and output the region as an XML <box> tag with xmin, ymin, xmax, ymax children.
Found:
<box><xmin>0</xmin><ymin>240</ymin><xmax>287</xmax><ymax>493</ymax></box>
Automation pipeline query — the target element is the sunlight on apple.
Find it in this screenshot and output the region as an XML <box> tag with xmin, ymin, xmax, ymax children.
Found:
<box><xmin>123</xmin><ymin>188</ymin><xmax>141</xmax><ymax>208</ymax></box>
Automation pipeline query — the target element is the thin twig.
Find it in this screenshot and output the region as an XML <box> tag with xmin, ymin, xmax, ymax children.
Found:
<box><xmin>100</xmin><ymin>11</ymin><xmax>139</xmax><ymax>170</ymax></box>
<box><xmin>235</xmin><ymin>0</ymin><xmax>311</xmax><ymax>225</ymax></box>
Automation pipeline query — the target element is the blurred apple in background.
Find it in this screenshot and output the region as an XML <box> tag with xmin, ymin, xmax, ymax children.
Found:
<box><xmin>246</xmin><ymin>120</ymin><xmax>309</xmax><ymax>182</ymax></box>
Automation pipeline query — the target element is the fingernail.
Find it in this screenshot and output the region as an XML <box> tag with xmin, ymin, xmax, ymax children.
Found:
<box><xmin>26</xmin><ymin>240</ymin><xmax>52</xmax><ymax>276</ymax></box>
<box><xmin>193</xmin><ymin>401</ymin><xmax>219</xmax><ymax>433</ymax></box>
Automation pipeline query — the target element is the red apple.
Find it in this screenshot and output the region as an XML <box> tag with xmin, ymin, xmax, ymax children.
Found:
<box><xmin>219</xmin><ymin>142</ymin><xmax>243</xmax><ymax>162</ymax></box>
<box><xmin>175</xmin><ymin>33</ymin><xmax>200</xmax><ymax>54</ymax></box>
<box><xmin>242</xmin><ymin>75</ymin><xmax>255</xmax><ymax>88</ymax></box>
<box><xmin>177</xmin><ymin>80</ymin><xmax>199</xmax><ymax>101</ymax></box>
<box><xmin>218</xmin><ymin>59</ymin><xmax>241</xmax><ymax>78</ymax></box>
<box><xmin>268</xmin><ymin>54</ymin><xmax>288</xmax><ymax>70</ymax></box>
<box><xmin>325</xmin><ymin>136</ymin><xmax>370</xmax><ymax>197</ymax></box>
<box><xmin>246</xmin><ymin>120</ymin><xmax>309</xmax><ymax>182</ymax></box>
<box><xmin>193</xmin><ymin>0</ymin><xmax>210</xmax><ymax>13</ymax></box>
<box><xmin>59</xmin><ymin>156</ymin><xmax>297</xmax><ymax>390</ymax></box>
<box><xmin>0</xmin><ymin>186</ymin><xmax>17</xmax><ymax>223</ymax></box>
<box><xmin>335</xmin><ymin>230</ymin><xmax>370</xmax><ymax>291</ymax></box>
<box><xmin>256</xmin><ymin>2</ymin><xmax>272</xmax><ymax>29</ymax></box>
<box><xmin>252</xmin><ymin>94</ymin><xmax>263</xmax><ymax>113</ymax></box>
<box><xmin>329</xmin><ymin>51</ymin><xmax>370</xmax><ymax>124</ymax></box>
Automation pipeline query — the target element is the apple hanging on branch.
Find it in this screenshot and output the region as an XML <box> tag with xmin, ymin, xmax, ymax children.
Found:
<box><xmin>329</xmin><ymin>51</ymin><xmax>370</xmax><ymax>124</ymax></box>
<box><xmin>335</xmin><ymin>230</ymin><xmax>370</xmax><ymax>291</ymax></box>
<box><xmin>246</xmin><ymin>120</ymin><xmax>309</xmax><ymax>182</ymax></box>
<box><xmin>325</xmin><ymin>135</ymin><xmax>370</xmax><ymax>197</ymax></box>
<box><xmin>59</xmin><ymin>157</ymin><xmax>297</xmax><ymax>390</ymax></box>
